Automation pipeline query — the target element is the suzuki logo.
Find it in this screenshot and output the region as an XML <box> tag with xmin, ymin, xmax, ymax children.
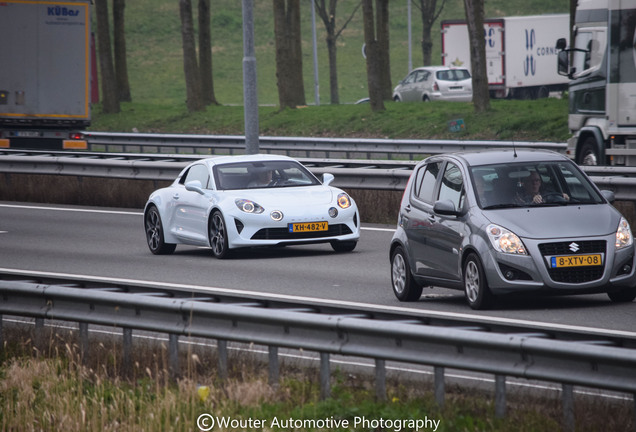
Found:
<box><xmin>569</xmin><ymin>242</ymin><xmax>580</xmax><ymax>252</ymax></box>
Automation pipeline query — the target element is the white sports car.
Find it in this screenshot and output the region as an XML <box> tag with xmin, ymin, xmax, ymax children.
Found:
<box><xmin>144</xmin><ymin>154</ymin><xmax>360</xmax><ymax>258</ymax></box>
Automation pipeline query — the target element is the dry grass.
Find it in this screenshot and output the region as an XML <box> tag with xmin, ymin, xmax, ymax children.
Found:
<box><xmin>0</xmin><ymin>324</ymin><xmax>634</xmax><ymax>431</ymax></box>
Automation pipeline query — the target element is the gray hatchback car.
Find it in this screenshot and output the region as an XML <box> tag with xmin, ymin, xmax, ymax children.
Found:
<box><xmin>390</xmin><ymin>149</ymin><xmax>636</xmax><ymax>309</ymax></box>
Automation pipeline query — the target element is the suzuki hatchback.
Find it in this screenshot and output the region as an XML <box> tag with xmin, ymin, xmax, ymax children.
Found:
<box><xmin>389</xmin><ymin>149</ymin><xmax>636</xmax><ymax>309</ymax></box>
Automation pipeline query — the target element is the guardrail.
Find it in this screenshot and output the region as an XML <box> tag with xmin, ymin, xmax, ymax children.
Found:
<box><xmin>83</xmin><ymin>131</ymin><xmax>567</xmax><ymax>160</ymax></box>
<box><xmin>3</xmin><ymin>149</ymin><xmax>636</xmax><ymax>199</ymax></box>
<box><xmin>1</xmin><ymin>277</ymin><xmax>635</xmax><ymax>430</ymax></box>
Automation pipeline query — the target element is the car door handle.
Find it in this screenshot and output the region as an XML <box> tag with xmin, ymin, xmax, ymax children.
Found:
<box><xmin>404</xmin><ymin>204</ymin><xmax>412</xmax><ymax>213</ymax></box>
<box><xmin>173</xmin><ymin>193</ymin><xmax>180</xmax><ymax>200</ymax></box>
<box><xmin>428</xmin><ymin>215</ymin><xmax>436</xmax><ymax>223</ymax></box>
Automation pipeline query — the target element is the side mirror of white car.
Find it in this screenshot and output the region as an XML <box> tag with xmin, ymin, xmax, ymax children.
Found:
<box><xmin>322</xmin><ymin>173</ymin><xmax>335</xmax><ymax>185</ymax></box>
<box><xmin>185</xmin><ymin>180</ymin><xmax>205</xmax><ymax>195</ymax></box>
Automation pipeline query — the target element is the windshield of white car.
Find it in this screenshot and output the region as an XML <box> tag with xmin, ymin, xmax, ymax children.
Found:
<box><xmin>470</xmin><ymin>161</ymin><xmax>604</xmax><ymax>209</ymax></box>
<box><xmin>213</xmin><ymin>160</ymin><xmax>321</xmax><ymax>190</ymax></box>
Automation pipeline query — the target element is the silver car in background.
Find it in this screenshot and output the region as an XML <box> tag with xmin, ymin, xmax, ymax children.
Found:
<box><xmin>392</xmin><ymin>66</ymin><xmax>472</xmax><ymax>102</ymax></box>
<box><xmin>390</xmin><ymin>149</ymin><xmax>636</xmax><ymax>309</ymax></box>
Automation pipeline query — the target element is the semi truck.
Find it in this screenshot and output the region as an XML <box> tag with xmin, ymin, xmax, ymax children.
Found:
<box><xmin>0</xmin><ymin>0</ymin><xmax>91</xmax><ymax>150</ymax></box>
<box><xmin>442</xmin><ymin>14</ymin><xmax>570</xmax><ymax>99</ymax></box>
<box><xmin>556</xmin><ymin>0</ymin><xmax>636</xmax><ymax>166</ymax></box>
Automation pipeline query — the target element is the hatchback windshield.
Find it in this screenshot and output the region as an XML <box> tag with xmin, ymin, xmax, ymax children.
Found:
<box><xmin>470</xmin><ymin>160</ymin><xmax>604</xmax><ymax>209</ymax></box>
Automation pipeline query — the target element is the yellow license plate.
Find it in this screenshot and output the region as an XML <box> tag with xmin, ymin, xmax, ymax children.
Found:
<box><xmin>288</xmin><ymin>221</ymin><xmax>328</xmax><ymax>233</ymax></box>
<box><xmin>550</xmin><ymin>254</ymin><xmax>602</xmax><ymax>268</ymax></box>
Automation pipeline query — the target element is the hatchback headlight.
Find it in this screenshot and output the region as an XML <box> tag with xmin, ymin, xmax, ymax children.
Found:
<box><xmin>337</xmin><ymin>193</ymin><xmax>352</xmax><ymax>209</ymax></box>
<box><xmin>486</xmin><ymin>224</ymin><xmax>527</xmax><ymax>255</ymax></box>
<box><xmin>235</xmin><ymin>199</ymin><xmax>264</xmax><ymax>214</ymax></box>
<box><xmin>616</xmin><ymin>217</ymin><xmax>633</xmax><ymax>250</ymax></box>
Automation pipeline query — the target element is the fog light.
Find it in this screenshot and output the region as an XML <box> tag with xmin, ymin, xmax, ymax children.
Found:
<box><xmin>623</xmin><ymin>264</ymin><xmax>632</xmax><ymax>274</ymax></box>
<box><xmin>504</xmin><ymin>270</ymin><xmax>515</xmax><ymax>280</ymax></box>
<box><xmin>328</xmin><ymin>207</ymin><xmax>338</xmax><ymax>218</ymax></box>
<box><xmin>270</xmin><ymin>210</ymin><xmax>283</xmax><ymax>221</ymax></box>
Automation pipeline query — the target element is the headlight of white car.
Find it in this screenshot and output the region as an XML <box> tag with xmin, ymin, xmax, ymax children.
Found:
<box><xmin>616</xmin><ymin>217</ymin><xmax>633</xmax><ymax>250</ymax></box>
<box><xmin>486</xmin><ymin>224</ymin><xmax>527</xmax><ymax>255</ymax></box>
<box><xmin>337</xmin><ymin>193</ymin><xmax>352</xmax><ymax>209</ymax></box>
<box><xmin>235</xmin><ymin>199</ymin><xmax>264</xmax><ymax>214</ymax></box>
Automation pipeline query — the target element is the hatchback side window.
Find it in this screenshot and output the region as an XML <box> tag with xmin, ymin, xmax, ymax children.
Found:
<box><xmin>413</xmin><ymin>161</ymin><xmax>442</xmax><ymax>204</ymax></box>
<box><xmin>181</xmin><ymin>164</ymin><xmax>210</xmax><ymax>188</ymax></box>
<box><xmin>438</xmin><ymin>162</ymin><xmax>465</xmax><ymax>210</ymax></box>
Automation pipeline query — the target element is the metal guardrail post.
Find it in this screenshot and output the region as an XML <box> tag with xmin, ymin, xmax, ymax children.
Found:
<box><xmin>320</xmin><ymin>352</ymin><xmax>330</xmax><ymax>400</ymax></box>
<box><xmin>169</xmin><ymin>333</ymin><xmax>179</xmax><ymax>380</ymax></box>
<box><xmin>434</xmin><ymin>366</ymin><xmax>445</xmax><ymax>408</ymax></box>
<box><xmin>495</xmin><ymin>375</ymin><xmax>506</xmax><ymax>418</ymax></box>
<box><xmin>34</xmin><ymin>317</ymin><xmax>44</xmax><ymax>356</ymax></box>
<box><xmin>123</xmin><ymin>327</ymin><xmax>133</xmax><ymax>378</ymax></box>
<box><xmin>375</xmin><ymin>358</ymin><xmax>387</xmax><ymax>401</ymax></box>
<box><xmin>217</xmin><ymin>339</ymin><xmax>228</xmax><ymax>380</ymax></box>
<box><xmin>562</xmin><ymin>383</ymin><xmax>575</xmax><ymax>432</ymax></box>
<box><xmin>79</xmin><ymin>322</ymin><xmax>89</xmax><ymax>364</ymax></box>
<box><xmin>268</xmin><ymin>346</ymin><xmax>279</xmax><ymax>387</ymax></box>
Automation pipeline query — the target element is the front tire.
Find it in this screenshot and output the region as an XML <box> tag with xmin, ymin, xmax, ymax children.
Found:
<box><xmin>577</xmin><ymin>136</ymin><xmax>600</xmax><ymax>166</ymax></box>
<box><xmin>391</xmin><ymin>246</ymin><xmax>423</xmax><ymax>301</ymax></box>
<box><xmin>209</xmin><ymin>210</ymin><xmax>230</xmax><ymax>259</ymax></box>
<box><xmin>331</xmin><ymin>240</ymin><xmax>357</xmax><ymax>252</ymax></box>
<box><xmin>463</xmin><ymin>253</ymin><xmax>493</xmax><ymax>310</ymax></box>
<box><xmin>144</xmin><ymin>206</ymin><xmax>176</xmax><ymax>255</ymax></box>
<box><xmin>608</xmin><ymin>287</ymin><xmax>636</xmax><ymax>303</ymax></box>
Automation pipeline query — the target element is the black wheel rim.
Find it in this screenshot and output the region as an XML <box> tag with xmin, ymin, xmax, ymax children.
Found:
<box><xmin>210</xmin><ymin>212</ymin><xmax>226</xmax><ymax>256</ymax></box>
<box><xmin>146</xmin><ymin>209</ymin><xmax>161</xmax><ymax>251</ymax></box>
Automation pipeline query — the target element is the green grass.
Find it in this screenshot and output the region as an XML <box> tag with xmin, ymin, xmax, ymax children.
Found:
<box><xmin>90</xmin><ymin>0</ymin><xmax>571</xmax><ymax>139</ymax></box>
<box><xmin>90</xmin><ymin>97</ymin><xmax>571</xmax><ymax>142</ymax></box>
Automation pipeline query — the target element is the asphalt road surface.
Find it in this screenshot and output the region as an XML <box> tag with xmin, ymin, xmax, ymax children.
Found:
<box><xmin>2</xmin><ymin>202</ymin><xmax>635</xmax><ymax>336</ymax></box>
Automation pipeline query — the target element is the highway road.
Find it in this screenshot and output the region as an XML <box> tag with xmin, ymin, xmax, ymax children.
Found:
<box><xmin>2</xmin><ymin>201</ymin><xmax>636</xmax><ymax>335</ymax></box>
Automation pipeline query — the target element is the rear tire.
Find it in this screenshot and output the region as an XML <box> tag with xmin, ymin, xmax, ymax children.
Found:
<box><xmin>144</xmin><ymin>206</ymin><xmax>176</xmax><ymax>255</ymax></box>
<box><xmin>391</xmin><ymin>246</ymin><xmax>423</xmax><ymax>301</ymax></box>
<box><xmin>463</xmin><ymin>253</ymin><xmax>493</xmax><ymax>310</ymax></box>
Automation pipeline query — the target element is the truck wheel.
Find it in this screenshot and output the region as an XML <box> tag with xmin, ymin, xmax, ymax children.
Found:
<box><xmin>537</xmin><ymin>86</ymin><xmax>549</xmax><ymax>98</ymax></box>
<box><xmin>577</xmin><ymin>137</ymin><xmax>600</xmax><ymax>166</ymax></box>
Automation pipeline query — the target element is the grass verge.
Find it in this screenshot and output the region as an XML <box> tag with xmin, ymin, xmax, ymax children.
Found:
<box><xmin>1</xmin><ymin>324</ymin><xmax>633</xmax><ymax>431</ymax></box>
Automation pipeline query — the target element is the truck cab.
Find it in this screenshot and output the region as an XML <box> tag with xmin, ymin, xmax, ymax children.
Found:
<box><xmin>557</xmin><ymin>0</ymin><xmax>636</xmax><ymax>166</ymax></box>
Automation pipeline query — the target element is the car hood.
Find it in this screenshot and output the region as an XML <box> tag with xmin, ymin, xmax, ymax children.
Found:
<box><xmin>241</xmin><ymin>186</ymin><xmax>335</xmax><ymax>206</ymax></box>
<box><xmin>483</xmin><ymin>204</ymin><xmax>620</xmax><ymax>239</ymax></box>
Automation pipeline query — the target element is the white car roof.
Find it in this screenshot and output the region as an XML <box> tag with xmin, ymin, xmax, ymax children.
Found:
<box><xmin>202</xmin><ymin>153</ymin><xmax>297</xmax><ymax>167</ymax></box>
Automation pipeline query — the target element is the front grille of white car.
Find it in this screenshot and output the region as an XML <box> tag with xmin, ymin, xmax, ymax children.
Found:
<box><xmin>251</xmin><ymin>224</ymin><xmax>352</xmax><ymax>240</ymax></box>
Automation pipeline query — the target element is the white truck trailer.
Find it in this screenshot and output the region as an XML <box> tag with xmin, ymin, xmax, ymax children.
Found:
<box><xmin>0</xmin><ymin>0</ymin><xmax>91</xmax><ymax>150</ymax></box>
<box><xmin>557</xmin><ymin>0</ymin><xmax>636</xmax><ymax>166</ymax></box>
<box><xmin>442</xmin><ymin>14</ymin><xmax>570</xmax><ymax>99</ymax></box>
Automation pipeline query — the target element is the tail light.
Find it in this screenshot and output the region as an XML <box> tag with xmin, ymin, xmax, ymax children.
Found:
<box><xmin>433</xmin><ymin>82</ymin><xmax>439</xmax><ymax>91</ymax></box>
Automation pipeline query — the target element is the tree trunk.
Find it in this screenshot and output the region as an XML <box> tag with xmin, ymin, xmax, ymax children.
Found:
<box><xmin>463</xmin><ymin>0</ymin><xmax>490</xmax><ymax>112</ymax></box>
<box><xmin>273</xmin><ymin>0</ymin><xmax>306</xmax><ymax>109</ymax></box>
<box><xmin>198</xmin><ymin>0</ymin><xmax>218</xmax><ymax>105</ymax></box>
<box><xmin>179</xmin><ymin>0</ymin><xmax>204</xmax><ymax>112</ymax></box>
<box><xmin>113</xmin><ymin>0</ymin><xmax>131</xmax><ymax>102</ymax></box>
<box><xmin>417</xmin><ymin>0</ymin><xmax>446</xmax><ymax>66</ymax></box>
<box><xmin>361</xmin><ymin>0</ymin><xmax>384</xmax><ymax>111</ymax></box>
<box><xmin>375</xmin><ymin>0</ymin><xmax>391</xmax><ymax>100</ymax></box>
<box><xmin>94</xmin><ymin>0</ymin><xmax>120</xmax><ymax>113</ymax></box>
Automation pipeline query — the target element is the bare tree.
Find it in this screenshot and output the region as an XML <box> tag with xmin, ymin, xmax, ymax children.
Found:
<box><xmin>361</xmin><ymin>0</ymin><xmax>391</xmax><ymax>111</ymax></box>
<box><xmin>113</xmin><ymin>0</ymin><xmax>131</xmax><ymax>102</ymax></box>
<box><xmin>94</xmin><ymin>0</ymin><xmax>120</xmax><ymax>113</ymax></box>
<box><xmin>273</xmin><ymin>0</ymin><xmax>306</xmax><ymax>109</ymax></box>
<box><xmin>412</xmin><ymin>0</ymin><xmax>446</xmax><ymax>66</ymax></box>
<box><xmin>198</xmin><ymin>0</ymin><xmax>218</xmax><ymax>105</ymax></box>
<box><xmin>463</xmin><ymin>0</ymin><xmax>490</xmax><ymax>112</ymax></box>
<box><xmin>179</xmin><ymin>0</ymin><xmax>204</xmax><ymax>112</ymax></box>
<box><xmin>313</xmin><ymin>0</ymin><xmax>362</xmax><ymax>104</ymax></box>
<box><xmin>375</xmin><ymin>0</ymin><xmax>391</xmax><ymax>100</ymax></box>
